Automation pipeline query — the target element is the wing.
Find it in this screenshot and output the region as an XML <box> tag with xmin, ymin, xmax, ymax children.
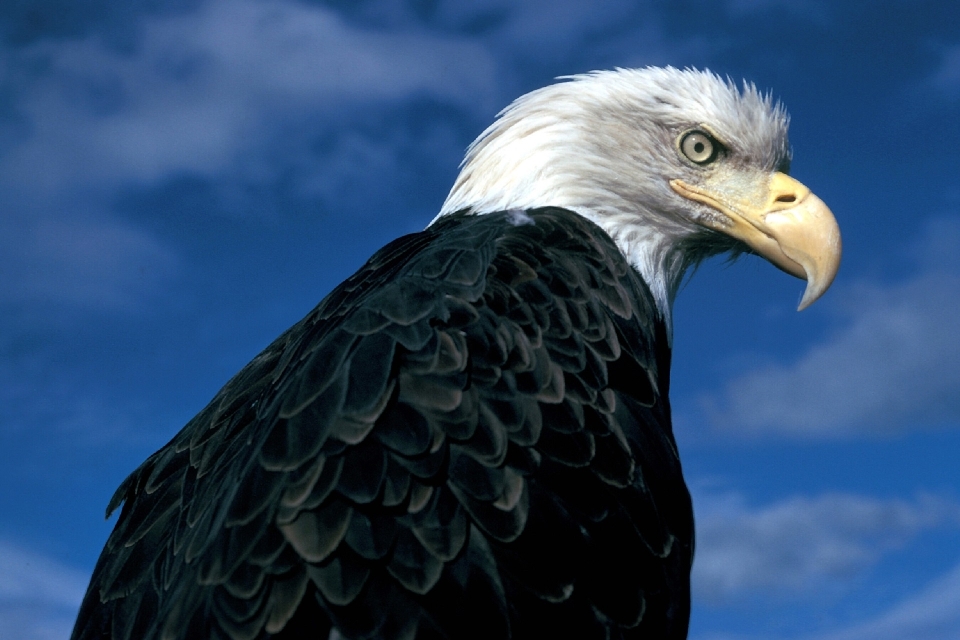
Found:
<box><xmin>71</xmin><ymin>208</ymin><xmax>693</xmax><ymax>640</ymax></box>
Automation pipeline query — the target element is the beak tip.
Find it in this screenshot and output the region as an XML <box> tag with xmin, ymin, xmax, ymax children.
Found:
<box><xmin>795</xmin><ymin>255</ymin><xmax>841</xmax><ymax>311</ymax></box>
<box><xmin>781</xmin><ymin>194</ymin><xmax>842</xmax><ymax>312</ymax></box>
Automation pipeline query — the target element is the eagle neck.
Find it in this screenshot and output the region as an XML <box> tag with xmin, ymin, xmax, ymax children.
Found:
<box><xmin>572</xmin><ymin>207</ymin><xmax>691</xmax><ymax>343</ymax></box>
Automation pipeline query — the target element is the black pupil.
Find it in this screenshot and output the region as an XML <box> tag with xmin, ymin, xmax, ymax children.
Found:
<box><xmin>694</xmin><ymin>141</ymin><xmax>704</xmax><ymax>154</ymax></box>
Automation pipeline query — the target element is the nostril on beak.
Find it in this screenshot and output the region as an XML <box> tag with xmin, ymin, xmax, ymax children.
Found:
<box><xmin>776</xmin><ymin>194</ymin><xmax>797</xmax><ymax>204</ymax></box>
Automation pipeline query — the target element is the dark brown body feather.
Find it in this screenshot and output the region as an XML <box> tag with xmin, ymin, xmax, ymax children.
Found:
<box><xmin>72</xmin><ymin>208</ymin><xmax>694</xmax><ymax>640</ymax></box>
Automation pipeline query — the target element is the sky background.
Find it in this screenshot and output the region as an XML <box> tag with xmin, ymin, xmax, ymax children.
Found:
<box><xmin>1</xmin><ymin>0</ymin><xmax>959</xmax><ymax>638</ymax></box>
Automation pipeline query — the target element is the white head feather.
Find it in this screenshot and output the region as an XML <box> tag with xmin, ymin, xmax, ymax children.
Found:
<box><xmin>433</xmin><ymin>67</ymin><xmax>790</xmax><ymax>326</ymax></box>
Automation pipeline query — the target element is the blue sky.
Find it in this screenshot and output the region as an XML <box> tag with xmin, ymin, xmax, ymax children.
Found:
<box><xmin>1</xmin><ymin>0</ymin><xmax>959</xmax><ymax>638</ymax></box>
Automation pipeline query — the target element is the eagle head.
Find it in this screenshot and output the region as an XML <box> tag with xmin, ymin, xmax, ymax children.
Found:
<box><xmin>437</xmin><ymin>67</ymin><xmax>841</xmax><ymax>320</ymax></box>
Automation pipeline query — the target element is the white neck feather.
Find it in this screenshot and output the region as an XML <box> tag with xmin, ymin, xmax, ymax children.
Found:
<box><xmin>431</xmin><ymin>78</ymin><xmax>702</xmax><ymax>330</ymax></box>
<box><xmin>429</xmin><ymin>67</ymin><xmax>789</xmax><ymax>336</ymax></box>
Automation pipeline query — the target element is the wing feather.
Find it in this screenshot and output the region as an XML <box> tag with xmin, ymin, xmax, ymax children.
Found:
<box><xmin>72</xmin><ymin>208</ymin><xmax>692</xmax><ymax>640</ymax></box>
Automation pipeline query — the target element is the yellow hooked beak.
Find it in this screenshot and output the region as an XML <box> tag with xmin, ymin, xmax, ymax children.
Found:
<box><xmin>670</xmin><ymin>172</ymin><xmax>841</xmax><ymax>310</ymax></box>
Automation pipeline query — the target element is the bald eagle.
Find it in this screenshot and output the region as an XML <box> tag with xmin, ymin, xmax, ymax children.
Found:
<box><xmin>72</xmin><ymin>67</ymin><xmax>840</xmax><ymax>640</ymax></box>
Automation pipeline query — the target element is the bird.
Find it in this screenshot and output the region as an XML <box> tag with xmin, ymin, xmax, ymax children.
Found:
<box><xmin>71</xmin><ymin>67</ymin><xmax>841</xmax><ymax>640</ymax></box>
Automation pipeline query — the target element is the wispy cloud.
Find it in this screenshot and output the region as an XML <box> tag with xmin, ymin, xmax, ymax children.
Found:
<box><xmin>0</xmin><ymin>542</ymin><xmax>86</xmax><ymax>608</ymax></box>
<box><xmin>702</xmin><ymin>217</ymin><xmax>960</xmax><ymax>438</ymax></box>
<box><xmin>0</xmin><ymin>0</ymin><xmax>500</xmax><ymax>311</ymax></box>
<box><xmin>803</xmin><ymin>560</ymin><xmax>960</xmax><ymax>640</ymax></box>
<box><xmin>932</xmin><ymin>43</ymin><xmax>960</xmax><ymax>97</ymax></box>
<box><xmin>0</xmin><ymin>208</ymin><xmax>179</xmax><ymax>310</ymax></box>
<box><xmin>0</xmin><ymin>540</ymin><xmax>87</xmax><ymax>640</ymax></box>
<box><xmin>0</xmin><ymin>0</ymin><xmax>497</xmax><ymax>194</ymax></box>
<box><xmin>691</xmin><ymin>560</ymin><xmax>960</xmax><ymax>640</ymax></box>
<box><xmin>693</xmin><ymin>492</ymin><xmax>960</xmax><ymax>602</ymax></box>
<box><xmin>496</xmin><ymin>0</ymin><xmax>710</xmax><ymax>72</ymax></box>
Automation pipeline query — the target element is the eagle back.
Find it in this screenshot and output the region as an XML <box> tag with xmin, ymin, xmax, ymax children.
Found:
<box><xmin>72</xmin><ymin>208</ymin><xmax>693</xmax><ymax>640</ymax></box>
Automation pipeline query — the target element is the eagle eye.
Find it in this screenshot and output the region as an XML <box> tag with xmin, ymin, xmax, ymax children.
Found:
<box><xmin>679</xmin><ymin>130</ymin><xmax>719</xmax><ymax>165</ymax></box>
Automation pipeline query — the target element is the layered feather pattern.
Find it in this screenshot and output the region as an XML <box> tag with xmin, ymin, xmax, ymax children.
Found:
<box><xmin>72</xmin><ymin>208</ymin><xmax>693</xmax><ymax>640</ymax></box>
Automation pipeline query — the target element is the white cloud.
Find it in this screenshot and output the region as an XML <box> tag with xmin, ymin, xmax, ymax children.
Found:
<box><xmin>493</xmin><ymin>0</ymin><xmax>709</xmax><ymax>71</ymax></box>
<box><xmin>0</xmin><ymin>541</ymin><xmax>86</xmax><ymax>607</ymax></box>
<box><xmin>704</xmin><ymin>273</ymin><xmax>960</xmax><ymax>436</ymax></box>
<box><xmin>932</xmin><ymin>44</ymin><xmax>960</xmax><ymax>96</ymax></box>
<box><xmin>703</xmin><ymin>217</ymin><xmax>960</xmax><ymax>438</ymax></box>
<box><xmin>909</xmin><ymin>215</ymin><xmax>960</xmax><ymax>273</ymax></box>
<box><xmin>0</xmin><ymin>0</ymin><xmax>499</xmax><ymax>311</ymax></box>
<box><xmin>691</xmin><ymin>562</ymin><xmax>960</xmax><ymax>640</ymax></box>
<box><xmin>801</xmin><ymin>560</ymin><xmax>960</xmax><ymax>640</ymax></box>
<box><xmin>0</xmin><ymin>607</ymin><xmax>76</xmax><ymax>640</ymax></box>
<box><xmin>500</xmin><ymin>0</ymin><xmax>639</xmax><ymax>48</ymax></box>
<box><xmin>0</xmin><ymin>207</ymin><xmax>179</xmax><ymax>309</ymax></box>
<box><xmin>693</xmin><ymin>492</ymin><xmax>960</xmax><ymax>603</ymax></box>
<box><xmin>1</xmin><ymin>0</ymin><xmax>497</xmax><ymax>193</ymax></box>
<box><xmin>0</xmin><ymin>541</ymin><xmax>87</xmax><ymax>640</ymax></box>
